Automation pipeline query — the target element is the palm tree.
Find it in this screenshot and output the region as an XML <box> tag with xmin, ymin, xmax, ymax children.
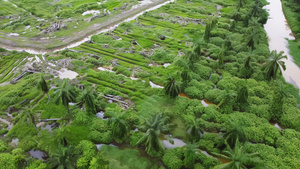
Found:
<box><xmin>239</xmin><ymin>55</ymin><xmax>253</xmax><ymax>78</ymax></box>
<box><xmin>181</xmin><ymin>70</ymin><xmax>190</xmax><ymax>89</ymax></box>
<box><xmin>108</xmin><ymin>111</ymin><xmax>128</xmax><ymax>140</ymax></box>
<box><xmin>245</xmin><ymin>28</ymin><xmax>260</xmax><ymax>50</ymax></box>
<box><xmin>187</xmin><ymin>119</ymin><xmax>203</xmax><ymax>143</ymax></box>
<box><xmin>237</xmin><ymin>0</ymin><xmax>247</xmax><ymax>11</ymax></box>
<box><xmin>164</xmin><ymin>77</ymin><xmax>181</xmax><ymax>98</ymax></box>
<box><xmin>271</xmin><ymin>81</ymin><xmax>288</xmax><ymax>121</ymax></box>
<box><xmin>224</xmin><ymin>35</ymin><xmax>232</xmax><ymax>51</ymax></box>
<box><xmin>232</xmin><ymin>9</ymin><xmax>241</xmax><ymax>21</ymax></box>
<box><xmin>212</xmin><ymin>140</ymin><xmax>261</xmax><ymax>169</ymax></box>
<box><xmin>37</xmin><ymin>74</ymin><xmax>51</xmax><ymax>101</ymax></box>
<box><xmin>204</xmin><ymin>16</ymin><xmax>218</xmax><ymax>42</ymax></box>
<box><xmin>236</xmin><ymin>82</ymin><xmax>248</xmax><ymax>111</ymax></box>
<box><xmin>183</xmin><ymin>143</ymin><xmax>198</xmax><ymax>168</ymax></box>
<box><xmin>48</xmin><ymin>145</ymin><xmax>77</xmax><ymax>169</ymax></box>
<box><xmin>137</xmin><ymin>113</ymin><xmax>172</xmax><ymax>154</ymax></box>
<box><xmin>248</xmin><ymin>17</ymin><xmax>261</xmax><ymax>30</ymax></box>
<box><xmin>54</xmin><ymin>127</ymin><xmax>70</xmax><ymax>146</ymax></box>
<box><xmin>218</xmin><ymin>89</ymin><xmax>236</xmax><ymax>114</ymax></box>
<box><xmin>53</xmin><ymin>80</ymin><xmax>76</xmax><ymax>115</ymax></box>
<box><xmin>250</xmin><ymin>1</ymin><xmax>262</xmax><ymax>18</ymax></box>
<box><xmin>192</xmin><ymin>37</ymin><xmax>203</xmax><ymax>57</ymax></box>
<box><xmin>77</xmin><ymin>86</ymin><xmax>97</xmax><ymax>113</ymax></box>
<box><xmin>223</xmin><ymin>120</ymin><xmax>247</xmax><ymax>147</ymax></box>
<box><xmin>15</xmin><ymin>108</ymin><xmax>40</xmax><ymax>137</ymax></box>
<box><xmin>186</xmin><ymin>50</ymin><xmax>199</xmax><ymax>70</ymax></box>
<box><xmin>263</xmin><ymin>50</ymin><xmax>287</xmax><ymax>81</ymax></box>
<box><xmin>218</xmin><ymin>44</ymin><xmax>226</xmax><ymax>68</ymax></box>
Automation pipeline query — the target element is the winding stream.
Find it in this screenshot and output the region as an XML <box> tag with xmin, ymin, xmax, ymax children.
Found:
<box><xmin>264</xmin><ymin>0</ymin><xmax>300</xmax><ymax>89</ymax></box>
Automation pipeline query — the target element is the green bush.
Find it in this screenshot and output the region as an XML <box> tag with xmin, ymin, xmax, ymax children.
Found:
<box><xmin>210</xmin><ymin>73</ymin><xmax>220</xmax><ymax>84</ymax></box>
<box><xmin>0</xmin><ymin>140</ymin><xmax>7</xmax><ymax>152</ymax></box>
<box><xmin>150</xmin><ymin>48</ymin><xmax>176</xmax><ymax>63</ymax></box>
<box><xmin>184</xmin><ymin>86</ymin><xmax>203</xmax><ymax>99</ymax></box>
<box><xmin>162</xmin><ymin>148</ymin><xmax>183</xmax><ymax>169</ymax></box>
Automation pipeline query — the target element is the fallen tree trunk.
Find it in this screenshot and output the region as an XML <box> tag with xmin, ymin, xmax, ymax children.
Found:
<box><xmin>40</xmin><ymin>118</ymin><xmax>61</xmax><ymax>122</ymax></box>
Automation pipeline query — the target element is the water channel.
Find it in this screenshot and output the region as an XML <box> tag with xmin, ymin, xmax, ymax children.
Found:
<box><xmin>264</xmin><ymin>0</ymin><xmax>300</xmax><ymax>89</ymax></box>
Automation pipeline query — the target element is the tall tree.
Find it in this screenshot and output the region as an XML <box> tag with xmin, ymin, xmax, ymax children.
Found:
<box><xmin>223</xmin><ymin>120</ymin><xmax>247</xmax><ymax>147</ymax></box>
<box><xmin>164</xmin><ymin>77</ymin><xmax>181</xmax><ymax>98</ymax></box>
<box><xmin>15</xmin><ymin>108</ymin><xmax>40</xmax><ymax>137</ymax></box>
<box><xmin>37</xmin><ymin>74</ymin><xmax>51</xmax><ymax>101</ymax></box>
<box><xmin>187</xmin><ymin>118</ymin><xmax>203</xmax><ymax>143</ymax></box>
<box><xmin>77</xmin><ymin>86</ymin><xmax>97</xmax><ymax>113</ymax></box>
<box><xmin>212</xmin><ymin>140</ymin><xmax>261</xmax><ymax>169</ymax></box>
<box><xmin>53</xmin><ymin>80</ymin><xmax>76</xmax><ymax>115</ymax></box>
<box><xmin>137</xmin><ymin>113</ymin><xmax>172</xmax><ymax>154</ymax></box>
<box><xmin>108</xmin><ymin>110</ymin><xmax>128</xmax><ymax>141</ymax></box>
<box><xmin>263</xmin><ymin>50</ymin><xmax>287</xmax><ymax>81</ymax></box>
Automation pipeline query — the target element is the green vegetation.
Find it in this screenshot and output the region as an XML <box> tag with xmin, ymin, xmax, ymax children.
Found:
<box><xmin>1</xmin><ymin>0</ymin><xmax>300</xmax><ymax>168</ymax></box>
<box><xmin>282</xmin><ymin>0</ymin><xmax>300</xmax><ymax>67</ymax></box>
<box><xmin>0</xmin><ymin>0</ymin><xmax>139</xmax><ymax>38</ymax></box>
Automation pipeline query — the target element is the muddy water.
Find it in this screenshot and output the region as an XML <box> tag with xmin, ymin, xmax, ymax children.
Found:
<box><xmin>163</xmin><ymin>138</ymin><xmax>186</xmax><ymax>149</ymax></box>
<box><xmin>269</xmin><ymin>121</ymin><xmax>285</xmax><ymax>130</ymax></box>
<box><xmin>29</xmin><ymin>150</ymin><xmax>47</xmax><ymax>160</ymax></box>
<box><xmin>179</xmin><ymin>93</ymin><xmax>214</xmax><ymax>107</ymax></box>
<box><xmin>264</xmin><ymin>0</ymin><xmax>300</xmax><ymax>89</ymax></box>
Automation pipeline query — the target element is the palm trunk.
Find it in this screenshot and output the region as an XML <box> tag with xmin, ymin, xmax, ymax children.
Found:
<box><xmin>33</xmin><ymin>123</ymin><xmax>41</xmax><ymax>137</ymax></box>
<box><xmin>46</xmin><ymin>93</ymin><xmax>51</xmax><ymax>101</ymax></box>
<box><xmin>66</xmin><ymin>104</ymin><xmax>70</xmax><ymax>115</ymax></box>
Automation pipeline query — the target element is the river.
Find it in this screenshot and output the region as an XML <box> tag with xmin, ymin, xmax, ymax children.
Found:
<box><xmin>264</xmin><ymin>0</ymin><xmax>300</xmax><ymax>89</ymax></box>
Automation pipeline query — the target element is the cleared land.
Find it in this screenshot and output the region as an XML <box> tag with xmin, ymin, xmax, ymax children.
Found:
<box><xmin>0</xmin><ymin>0</ymin><xmax>169</xmax><ymax>51</ymax></box>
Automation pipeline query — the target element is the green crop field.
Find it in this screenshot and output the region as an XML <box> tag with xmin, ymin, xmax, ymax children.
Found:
<box><xmin>1</xmin><ymin>0</ymin><xmax>300</xmax><ymax>168</ymax></box>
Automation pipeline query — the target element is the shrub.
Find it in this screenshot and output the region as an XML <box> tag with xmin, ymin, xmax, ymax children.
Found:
<box><xmin>86</xmin><ymin>57</ymin><xmax>101</xmax><ymax>66</ymax></box>
<box><xmin>150</xmin><ymin>48</ymin><xmax>176</xmax><ymax>63</ymax></box>
<box><xmin>88</xmin><ymin>131</ymin><xmax>112</xmax><ymax>143</ymax></box>
<box><xmin>0</xmin><ymin>140</ymin><xmax>7</xmax><ymax>152</ymax></box>
<box><xmin>184</xmin><ymin>86</ymin><xmax>203</xmax><ymax>99</ymax></box>
<box><xmin>210</xmin><ymin>73</ymin><xmax>220</xmax><ymax>84</ymax></box>
<box><xmin>162</xmin><ymin>148</ymin><xmax>183</xmax><ymax>169</ymax></box>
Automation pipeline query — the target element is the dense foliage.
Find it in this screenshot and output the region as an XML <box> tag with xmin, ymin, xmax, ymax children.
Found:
<box><xmin>1</xmin><ymin>0</ymin><xmax>300</xmax><ymax>168</ymax></box>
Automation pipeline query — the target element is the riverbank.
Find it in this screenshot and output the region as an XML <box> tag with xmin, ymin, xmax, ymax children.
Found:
<box><xmin>264</xmin><ymin>0</ymin><xmax>300</xmax><ymax>89</ymax></box>
<box><xmin>281</xmin><ymin>0</ymin><xmax>300</xmax><ymax>66</ymax></box>
<box><xmin>0</xmin><ymin>0</ymin><xmax>170</xmax><ymax>53</ymax></box>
